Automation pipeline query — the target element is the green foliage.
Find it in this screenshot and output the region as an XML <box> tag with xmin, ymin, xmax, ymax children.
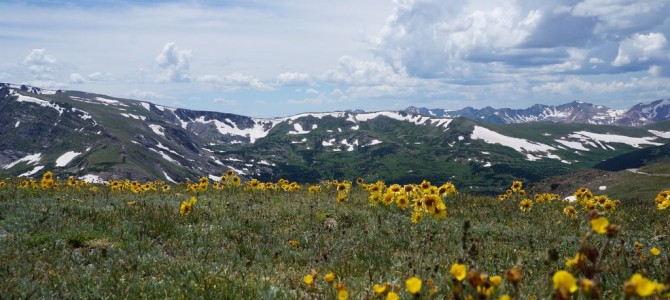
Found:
<box><xmin>1</xmin><ymin>181</ymin><xmax>669</xmax><ymax>299</ymax></box>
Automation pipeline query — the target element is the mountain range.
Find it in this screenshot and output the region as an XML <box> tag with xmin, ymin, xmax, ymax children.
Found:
<box><xmin>404</xmin><ymin>98</ymin><xmax>670</xmax><ymax>126</ymax></box>
<box><xmin>1</xmin><ymin>82</ymin><xmax>669</xmax><ymax>193</ymax></box>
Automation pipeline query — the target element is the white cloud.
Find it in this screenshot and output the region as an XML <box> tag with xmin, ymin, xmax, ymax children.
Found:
<box><xmin>287</xmin><ymin>97</ymin><xmax>333</xmax><ymax>105</ymax></box>
<box><xmin>155</xmin><ymin>42</ymin><xmax>192</xmax><ymax>82</ymax></box>
<box><xmin>197</xmin><ymin>73</ymin><xmax>272</xmax><ymax>91</ymax></box>
<box><xmin>69</xmin><ymin>73</ymin><xmax>86</xmax><ymax>84</ymax></box>
<box><xmin>127</xmin><ymin>89</ymin><xmax>165</xmax><ymax>100</ymax></box>
<box><xmin>321</xmin><ymin>56</ymin><xmax>404</xmax><ymax>85</ymax></box>
<box><xmin>572</xmin><ymin>0</ymin><xmax>669</xmax><ymax>33</ymax></box>
<box><xmin>88</xmin><ymin>72</ymin><xmax>112</xmax><ymax>81</ymax></box>
<box><xmin>531</xmin><ymin>76</ymin><xmax>670</xmax><ymax>95</ymax></box>
<box><xmin>0</xmin><ymin>72</ymin><xmax>12</xmax><ymax>81</ymax></box>
<box><xmin>612</xmin><ymin>32</ymin><xmax>668</xmax><ymax>67</ymax></box>
<box><xmin>212</xmin><ymin>98</ymin><xmax>237</xmax><ymax>105</ymax></box>
<box><xmin>276</xmin><ymin>72</ymin><xmax>311</xmax><ymax>86</ymax></box>
<box><xmin>589</xmin><ymin>57</ymin><xmax>605</xmax><ymax>64</ymax></box>
<box><xmin>3</xmin><ymin>1</ymin><xmax>670</xmax><ymax>116</ymax></box>
<box><xmin>23</xmin><ymin>49</ymin><xmax>58</xmax><ymax>80</ymax></box>
<box><xmin>23</xmin><ymin>49</ymin><xmax>57</xmax><ymax>65</ymax></box>
<box><xmin>373</xmin><ymin>0</ymin><xmax>542</xmax><ymax>78</ymax></box>
<box><xmin>28</xmin><ymin>80</ymin><xmax>65</xmax><ymax>90</ymax></box>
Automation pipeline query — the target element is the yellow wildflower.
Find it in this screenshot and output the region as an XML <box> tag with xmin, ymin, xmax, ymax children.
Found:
<box><xmin>580</xmin><ymin>278</ymin><xmax>595</xmax><ymax>294</ymax></box>
<box><xmin>450</xmin><ymin>263</ymin><xmax>467</xmax><ymax>281</ymax></box>
<box><xmin>410</xmin><ymin>211</ymin><xmax>423</xmax><ymax>224</ymax></box>
<box><xmin>590</xmin><ymin>216</ymin><xmax>609</xmax><ymax>234</ymax></box>
<box><xmin>396</xmin><ymin>194</ymin><xmax>409</xmax><ymax>208</ymax></box>
<box><xmin>565</xmin><ymin>252</ymin><xmax>586</xmax><ymax>268</ymax></box>
<box><xmin>303</xmin><ymin>274</ymin><xmax>314</xmax><ymax>288</ymax></box>
<box><xmin>373</xmin><ymin>283</ymin><xmax>389</xmax><ymax>295</ymax></box>
<box><xmin>552</xmin><ymin>270</ymin><xmax>578</xmax><ymax>296</ymax></box>
<box><xmin>337</xmin><ymin>288</ymin><xmax>348</xmax><ymax>300</ymax></box>
<box><xmin>405</xmin><ymin>277</ymin><xmax>422</xmax><ymax>294</ymax></box>
<box><xmin>519</xmin><ymin>199</ymin><xmax>533</xmax><ymax>212</ymax></box>
<box><xmin>505</xmin><ymin>266</ymin><xmax>522</xmax><ymax>284</ymax></box>
<box><xmin>563</xmin><ymin>206</ymin><xmax>577</xmax><ymax>218</ymax></box>
<box><xmin>624</xmin><ymin>273</ymin><xmax>663</xmax><ymax>297</ymax></box>
<box><xmin>179</xmin><ymin>197</ymin><xmax>197</xmax><ymax>215</ymax></box>
<box><xmin>650</xmin><ymin>247</ymin><xmax>661</xmax><ymax>256</ymax></box>
<box><xmin>336</xmin><ymin>192</ymin><xmax>347</xmax><ymax>204</ymax></box>
<box><xmin>386</xmin><ymin>292</ymin><xmax>399</xmax><ymax>300</ymax></box>
<box><xmin>490</xmin><ymin>275</ymin><xmax>502</xmax><ymax>287</ymax></box>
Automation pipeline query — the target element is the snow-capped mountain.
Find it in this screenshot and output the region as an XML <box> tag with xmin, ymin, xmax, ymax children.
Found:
<box><xmin>405</xmin><ymin>99</ymin><xmax>670</xmax><ymax>126</ymax></box>
<box><xmin>2</xmin><ymin>82</ymin><xmax>669</xmax><ymax>192</ymax></box>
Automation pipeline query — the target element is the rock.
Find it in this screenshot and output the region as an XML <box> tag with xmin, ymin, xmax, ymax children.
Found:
<box><xmin>0</xmin><ymin>228</ymin><xmax>10</xmax><ymax>239</ymax></box>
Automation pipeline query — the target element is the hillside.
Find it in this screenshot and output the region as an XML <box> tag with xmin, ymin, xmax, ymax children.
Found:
<box><xmin>1</xmin><ymin>83</ymin><xmax>669</xmax><ymax>193</ymax></box>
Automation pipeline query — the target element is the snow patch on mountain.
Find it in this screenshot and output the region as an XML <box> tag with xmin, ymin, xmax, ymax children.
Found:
<box><xmin>95</xmin><ymin>97</ymin><xmax>128</xmax><ymax>107</ymax></box>
<box><xmin>79</xmin><ymin>174</ymin><xmax>105</xmax><ymax>183</ymax></box>
<box><xmin>363</xmin><ymin>139</ymin><xmax>383</xmax><ymax>147</ymax></box>
<box><xmin>163</xmin><ymin>171</ymin><xmax>177</xmax><ymax>183</ymax></box>
<box><xmin>71</xmin><ymin>107</ymin><xmax>93</xmax><ymax>121</ymax></box>
<box><xmin>193</xmin><ymin>117</ymin><xmax>281</xmax><ymax>143</ymax></box>
<box><xmin>14</xmin><ymin>92</ymin><xmax>65</xmax><ymax>115</ymax></box>
<box><xmin>341</xmin><ymin>139</ymin><xmax>359</xmax><ymax>151</ymax></box>
<box><xmin>156</xmin><ymin>142</ymin><xmax>182</xmax><ymax>157</ymax></box>
<box><xmin>554</xmin><ymin>139</ymin><xmax>590</xmax><ymax>151</ymax></box>
<box><xmin>355</xmin><ymin>111</ymin><xmax>427</xmax><ymax>124</ymax></box>
<box><xmin>149</xmin><ymin>124</ymin><xmax>165</xmax><ymax>137</ymax></box>
<box><xmin>120</xmin><ymin>113</ymin><xmax>146</xmax><ymax>121</ymax></box>
<box><xmin>288</xmin><ymin>123</ymin><xmax>315</xmax><ymax>135</ymax></box>
<box><xmin>322</xmin><ymin>138</ymin><xmax>336</xmax><ymax>146</ymax></box>
<box><xmin>3</xmin><ymin>153</ymin><xmax>42</xmax><ymax>169</ymax></box>
<box><xmin>641</xmin><ymin>99</ymin><xmax>670</xmax><ymax>119</ymax></box>
<box><xmin>282</xmin><ymin>112</ymin><xmax>351</xmax><ymax>122</ymax></box>
<box><xmin>648</xmin><ymin>130</ymin><xmax>670</xmax><ymax>138</ymax></box>
<box><xmin>148</xmin><ymin>148</ymin><xmax>180</xmax><ymax>165</ymax></box>
<box><xmin>258</xmin><ymin>160</ymin><xmax>275</xmax><ymax>166</ymax></box>
<box><xmin>55</xmin><ymin>151</ymin><xmax>81</xmax><ymax>167</ymax></box>
<box><xmin>568</xmin><ymin>131</ymin><xmax>662</xmax><ymax>148</ymax></box>
<box><xmin>472</xmin><ymin>126</ymin><xmax>556</xmax><ymax>154</ymax></box>
<box><xmin>19</xmin><ymin>166</ymin><xmax>44</xmax><ymax>177</ymax></box>
<box><xmin>472</xmin><ymin>126</ymin><xmax>563</xmax><ymax>161</ymax></box>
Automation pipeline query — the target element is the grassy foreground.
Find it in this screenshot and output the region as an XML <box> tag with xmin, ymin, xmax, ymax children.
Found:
<box><xmin>0</xmin><ymin>174</ymin><xmax>669</xmax><ymax>299</ymax></box>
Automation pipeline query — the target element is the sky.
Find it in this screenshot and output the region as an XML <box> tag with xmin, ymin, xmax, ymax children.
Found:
<box><xmin>1</xmin><ymin>0</ymin><xmax>670</xmax><ymax>118</ymax></box>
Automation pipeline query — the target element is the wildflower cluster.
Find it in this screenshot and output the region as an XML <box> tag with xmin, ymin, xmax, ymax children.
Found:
<box><xmin>179</xmin><ymin>196</ymin><xmax>197</xmax><ymax>215</ymax></box>
<box><xmin>362</xmin><ymin>179</ymin><xmax>456</xmax><ymax>223</ymax></box>
<box><xmin>12</xmin><ymin>172</ymin><xmax>95</xmax><ymax>192</ymax></box>
<box><xmin>302</xmin><ymin>270</ymin><xmax>347</xmax><ymax>299</ymax></box>
<box><xmin>320</xmin><ymin>179</ymin><xmax>352</xmax><ymax>203</ymax></box>
<box><xmin>5</xmin><ymin>170</ymin><xmax>670</xmax><ymax>299</ymax></box>
<box><xmin>655</xmin><ymin>190</ymin><xmax>670</xmax><ymax>211</ymax></box>
<box><xmin>574</xmin><ymin>187</ymin><xmax>620</xmax><ymax>212</ymax></box>
<box><xmin>498</xmin><ymin>180</ymin><xmax>526</xmax><ymax>202</ymax></box>
<box><xmin>109</xmin><ymin>179</ymin><xmax>170</xmax><ymax>194</ymax></box>
<box><xmin>446</xmin><ymin>263</ymin><xmax>507</xmax><ymax>298</ymax></box>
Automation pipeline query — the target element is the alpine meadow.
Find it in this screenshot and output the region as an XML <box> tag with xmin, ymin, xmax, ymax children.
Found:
<box><xmin>1</xmin><ymin>82</ymin><xmax>670</xmax><ymax>299</ymax></box>
<box><xmin>3</xmin><ymin>0</ymin><xmax>670</xmax><ymax>299</ymax></box>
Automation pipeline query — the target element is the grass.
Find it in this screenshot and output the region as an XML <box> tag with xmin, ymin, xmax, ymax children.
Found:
<box><xmin>0</xmin><ymin>177</ymin><xmax>669</xmax><ymax>299</ymax></box>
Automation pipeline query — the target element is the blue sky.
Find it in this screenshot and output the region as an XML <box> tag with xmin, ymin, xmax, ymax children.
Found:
<box><xmin>1</xmin><ymin>0</ymin><xmax>669</xmax><ymax>117</ymax></box>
